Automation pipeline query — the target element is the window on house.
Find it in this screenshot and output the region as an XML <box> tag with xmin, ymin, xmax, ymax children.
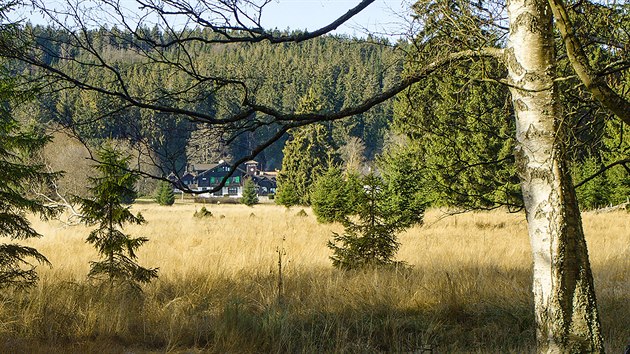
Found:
<box><xmin>228</xmin><ymin>187</ymin><xmax>238</xmax><ymax>195</ymax></box>
<box><xmin>233</xmin><ymin>176</ymin><xmax>240</xmax><ymax>183</ymax></box>
<box><xmin>210</xmin><ymin>177</ymin><xmax>215</xmax><ymax>184</ymax></box>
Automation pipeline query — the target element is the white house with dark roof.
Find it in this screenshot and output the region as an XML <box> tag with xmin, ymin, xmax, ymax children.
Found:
<box><xmin>168</xmin><ymin>160</ymin><xmax>276</xmax><ymax>197</ymax></box>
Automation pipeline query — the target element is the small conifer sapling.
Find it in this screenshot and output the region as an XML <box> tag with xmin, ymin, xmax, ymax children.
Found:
<box><xmin>77</xmin><ymin>144</ymin><xmax>158</xmax><ymax>284</ymax></box>
<box><xmin>241</xmin><ymin>178</ymin><xmax>259</xmax><ymax>206</ymax></box>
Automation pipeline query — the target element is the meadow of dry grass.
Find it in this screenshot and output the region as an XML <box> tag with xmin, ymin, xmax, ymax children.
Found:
<box><xmin>0</xmin><ymin>202</ymin><xmax>627</xmax><ymax>353</ymax></box>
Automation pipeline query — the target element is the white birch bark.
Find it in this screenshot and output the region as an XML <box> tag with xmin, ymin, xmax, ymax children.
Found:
<box><xmin>506</xmin><ymin>0</ymin><xmax>604</xmax><ymax>352</ymax></box>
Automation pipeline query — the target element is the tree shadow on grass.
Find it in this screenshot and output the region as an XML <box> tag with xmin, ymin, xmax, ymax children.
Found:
<box><xmin>0</xmin><ymin>262</ymin><xmax>626</xmax><ymax>353</ymax></box>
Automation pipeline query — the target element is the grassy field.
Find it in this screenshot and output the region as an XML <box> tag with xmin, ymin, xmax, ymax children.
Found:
<box><xmin>0</xmin><ymin>202</ymin><xmax>628</xmax><ymax>353</ymax></box>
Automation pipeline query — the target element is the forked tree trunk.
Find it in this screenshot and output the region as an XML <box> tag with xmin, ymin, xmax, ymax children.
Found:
<box><xmin>506</xmin><ymin>0</ymin><xmax>604</xmax><ymax>352</ymax></box>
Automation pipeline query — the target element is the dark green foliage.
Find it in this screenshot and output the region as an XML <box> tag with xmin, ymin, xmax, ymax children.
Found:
<box><xmin>379</xmin><ymin>146</ymin><xmax>428</xmax><ymax>227</ymax></box>
<box><xmin>155</xmin><ymin>180</ymin><xmax>175</xmax><ymax>206</ymax></box>
<box><xmin>311</xmin><ymin>165</ymin><xmax>347</xmax><ymax>223</ymax></box>
<box><xmin>571</xmin><ymin>114</ymin><xmax>630</xmax><ymax>209</ymax></box>
<box><xmin>240</xmin><ymin>178</ymin><xmax>259</xmax><ymax>206</ymax></box>
<box><xmin>394</xmin><ymin>3</ymin><xmax>630</xmax><ymax>211</ymax></box>
<box><xmin>392</xmin><ymin>58</ymin><xmax>521</xmax><ymax>210</ymax></box>
<box><xmin>275</xmin><ymin>123</ymin><xmax>337</xmax><ymax>206</ymax></box>
<box><xmin>572</xmin><ymin>157</ymin><xmax>612</xmax><ymax>209</ymax></box>
<box><xmin>19</xmin><ymin>27</ymin><xmax>398</xmax><ymax>172</ymax></box>
<box><xmin>0</xmin><ymin>76</ymin><xmax>60</xmax><ymax>288</ymax></box>
<box><xmin>311</xmin><ymin>165</ymin><xmax>361</xmax><ymax>223</ymax></box>
<box><xmin>275</xmin><ymin>182</ymin><xmax>299</xmax><ymax>207</ymax></box>
<box><xmin>276</xmin><ymin>91</ymin><xmax>339</xmax><ymax>206</ymax></box>
<box><xmin>328</xmin><ymin>173</ymin><xmax>423</xmax><ymax>270</ymax></box>
<box><xmin>78</xmin><ymin>145</ymin><xmax>157</xmax><ymax>284</ymax></box>
<box><xmin>194</xmin><ymin>206</ymin><xmax>212</xmax><ymax>218</ymax></box>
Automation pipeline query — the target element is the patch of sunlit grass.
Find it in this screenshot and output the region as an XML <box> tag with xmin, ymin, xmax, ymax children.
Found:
<box><xmin>0</xmin><ymin>203</ymin><xmax>625</xmax><ymax>352</ymax></box>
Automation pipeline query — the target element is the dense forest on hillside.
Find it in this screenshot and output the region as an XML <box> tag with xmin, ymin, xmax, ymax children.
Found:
<box><xmin>13</xmin><ymin>26</ymin><xmax>399</xmax><ymax>172</ymax></box>
<box><xmin>7</xmin><ymin>22</ymin><xmax>630</xmax><ymax>210</ymax></box>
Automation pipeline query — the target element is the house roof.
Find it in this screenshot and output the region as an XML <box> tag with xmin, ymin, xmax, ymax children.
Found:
<box><xmin>190</xmin><ymin>163</ymin><xmax>218</xmax><ymax>172</ymax></box>
<box><xmin>196</xmin><ymin>161</ymin><xmax>242</xmax><ymax>178</ymax></box>
<box><xmin>168</xmin><ymin>171</ymin><xmax>194</xmax><ymax>179</ymax></box>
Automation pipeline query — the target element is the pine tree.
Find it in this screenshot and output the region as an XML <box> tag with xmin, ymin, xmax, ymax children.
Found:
<box><xmin>155</xmin><ymin>180</ymin><xmax>175</xmax><ymax>206</ymax></box>
<box><xmin>0</xmin><ymin>78</ymin><xmax>60</xmax><ymax>288</ymax></box>
<box><xmin>328</xmin><ymin>173</ymin><xmax>417</xmax><ymax>270</ymax></box>
<box><xmin>78</xmin><ymin>144</ymin><xmax>158</xmax><ymax>284</ymax></box>
<box><xmin>311</xmin><ymin>165</ymin><xmax>356</xmax><ymax>223</ymax></box>
<box><xmin>240</xmin><ymin>178</ymin><xmax>259</xmax><ymax>206</ymax></box>
<box><xmin>275</xmin><ymin>90</ymin><xmax>339</xmax><ymax>206</ymax></box>
<box><xmin>379</xmin><ymin>145</ymin><xmax>427</xmax><ymax>227</ymax></box>
<box><xmin>391</xmin><ymin>59</ymin><xmax>520</xmax><ymax>210</ymax></box>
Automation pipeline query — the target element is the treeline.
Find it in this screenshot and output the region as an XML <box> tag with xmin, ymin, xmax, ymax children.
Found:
<box><xmin>15</xmin><ymin>25</ymin><xmax>399</xmax><ymax>173</ymax></box>
<box><xmin>11</xmin><ymin>24</ymin><xmax>630</xmax><ymax>211</ymax></box>
<box><xmin>273</xmin><ymin>44</ymin><xmax>630</xmax><ymax>211</ymax></box>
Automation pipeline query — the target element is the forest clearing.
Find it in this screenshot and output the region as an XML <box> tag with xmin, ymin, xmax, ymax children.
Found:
<box><xmin>0</xmin><ymin>203</ymin><xmax>627</xmax><ymax>353</ymax></box>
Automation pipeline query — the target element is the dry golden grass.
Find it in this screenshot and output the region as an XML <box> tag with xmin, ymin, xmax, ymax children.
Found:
<box><xmin>0</xmin><ymin>203</ymin><xmax>627</xmax><ymax>353</ymax></box>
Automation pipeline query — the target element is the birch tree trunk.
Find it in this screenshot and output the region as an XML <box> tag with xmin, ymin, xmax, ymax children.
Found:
<box><xmin>506</xmin><ymin>0</ymin><xmax>604</xmax><ymax>352</ymax></box>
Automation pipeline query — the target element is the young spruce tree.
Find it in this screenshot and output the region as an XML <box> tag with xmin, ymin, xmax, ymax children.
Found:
<box><xmin>240</xmin><ymin>178</ymin><xmax>259</xmax><ymax>206</ymax></box>
<box><xmin>0</xmin><ymin>79</ymin><xmax>60</xmax><ymax>288</ymax></box>
<box><xmin>328</xmin><ymin>173</ymin><xmax>422</xmax><ymax>270</ymax></box>
<box><xmin>78</xmin><ymin>145</ymin><xmax>158</xmax><ymax>284</ymax></box>
<box><xmin>155</xmin><ymin>180</ymin><xmax>175</xmax><ymax>206</ymax></box>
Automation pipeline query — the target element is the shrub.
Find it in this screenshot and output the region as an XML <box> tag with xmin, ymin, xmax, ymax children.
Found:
<box><xmin>194</xmin><ymin>206</ymin><xmax>213</xmax><ymax>218</ymax></box>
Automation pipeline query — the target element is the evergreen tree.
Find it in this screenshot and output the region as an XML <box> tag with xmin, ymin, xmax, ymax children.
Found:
<box><xmin>311</xmin><ymin>165</ymin><xmax>349</xmax><ymax>223</ymax></box>
<box><xmin>275</xmin><ymin>124</ymin><xmax>335</xmax><ymax>206</ymax></box>
<box><xmin>275</xmin><ymin>181</ymin><xmax>299</xmax><ymax>207</ymax></box>
<box><xmin>0</xmin><ymin>78</ymin><xmax>60</xmax><ymax>288</ymax></box>
<box><xmin>379</xmin><ymin>143</ymin><xmax>427</xmax><ymax>227</ymax></box>
<box><xmin>240</xmin><ymin>178</ymin><xmax>259</xmax><ymax>206</ymax></box>
<box><xmin>155</xmin><ymin>180</ymin><xmax>175</xmax><ymax>206</ymax></box>
<box><xmin>311</xmin><ymin>165</ymin><xmax>363</xmax><ymax>223</ymax></box>
<box><xmin>275</xmin><ymin>90</ymin><xmax>338</xmax><ymax>206</ymax></box>
<box><xmin>78</xmin><ymin>144</ymin><xmax>158</xmax><ymax>284</ymax></box>
<box><xmin>572</xmin><ymin>157</ymin><xmax>612</xmax><ymax>209</ymax></box>
<box><xmin>392</xmin><ymin>58</ymin><xmax>521</xmax><ymax>210</ymax></box>
<box><xmin>328</xmin><ymin>173</ymin><xmax>413</xmax><ymax>270</ymax></box>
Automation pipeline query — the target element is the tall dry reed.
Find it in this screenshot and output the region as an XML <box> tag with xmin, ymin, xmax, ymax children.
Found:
<box><xmin>0</xmin><ymin>203</ymin><xmax>626</xmax><ymax>353</ymax></box>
